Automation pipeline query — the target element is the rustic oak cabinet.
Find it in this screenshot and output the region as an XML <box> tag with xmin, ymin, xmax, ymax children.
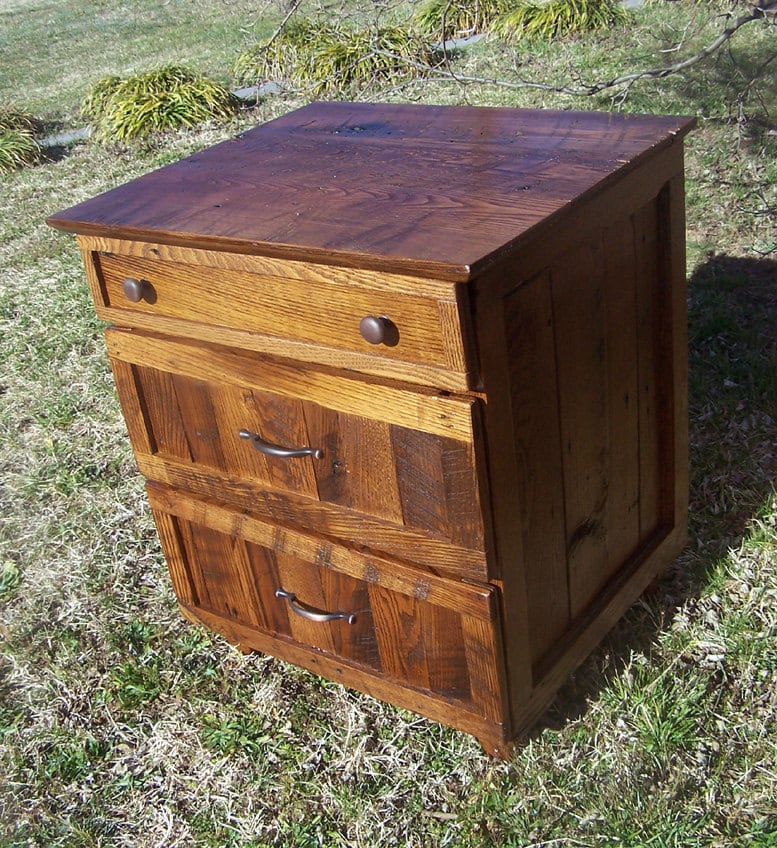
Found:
<box><xmin>48</xmin><ymin>102</ymin><xmax>694</xmax><ymax>756</ymax></box>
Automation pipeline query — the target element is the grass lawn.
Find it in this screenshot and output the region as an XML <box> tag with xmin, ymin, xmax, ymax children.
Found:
<box><xmin>1</xmin><ymin>0</ymin><xmax>776</xmax><ymax>845</ymax></box>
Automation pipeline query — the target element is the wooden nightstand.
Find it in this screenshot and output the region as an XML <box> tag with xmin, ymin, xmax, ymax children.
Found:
<box><xmin>47</xmin><ymin>102</ymin><xmax>694</xmax><ymax>756</ymax></box>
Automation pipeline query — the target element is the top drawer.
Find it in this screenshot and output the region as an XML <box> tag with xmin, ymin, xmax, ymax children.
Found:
<box><xmin>79</xmin><ymin>237</ymin><xmax>477</xmax><ymax>391</ymax></box>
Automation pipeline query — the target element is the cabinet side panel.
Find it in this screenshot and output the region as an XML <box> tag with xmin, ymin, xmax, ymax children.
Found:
<box><xmin>550</xmin><ymin>223</ymin><xmax>647</xmax><ymax>619</ymax></box>
<box><xmin>657</xmin><ymin>176</ymin><xmax>690</xmax><ymax>536</ymax></box>
<box><xmin>549</xmin><ymin>238</ymin><xmax>611</xmax><ymax>620</ymax></box>
<box><xmin>632</xmin><ymin>199</ymin><xmax>662</xmax><ymax>538</ymax></box>
<box><xmin>503</xmin><ymin>272</ymin><xmax>570</xmax><ymax>662</ymax></box>
<box><xmin>601</xmin><ymin>219</ymin><xmax>642</xmax><ymax>572</ymax></box>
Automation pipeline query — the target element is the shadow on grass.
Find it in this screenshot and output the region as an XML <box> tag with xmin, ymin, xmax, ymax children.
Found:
<box><xmin>536</xmin><ymin>251</ymin><xmax>777</xmax><ymax>732</ymax></box>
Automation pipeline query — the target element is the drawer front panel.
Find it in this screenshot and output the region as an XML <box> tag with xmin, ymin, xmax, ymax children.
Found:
<box><xmin>108</xmin><ymin>330</ymin><xmax>490</xmax><ymax>578</ymax></box>
<box><xmin>90</xmin><ymin>248</ymin><xmax>472</xmax><ymax>388</ymax></box>
<box><xmin>149</xmin><ymin>485</ymin><xmax>505</xmax><ymax>721</ymax></box>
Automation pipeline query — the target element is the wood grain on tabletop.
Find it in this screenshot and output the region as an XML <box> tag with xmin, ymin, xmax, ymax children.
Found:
<box><xmin>47</xmin><ymin>102</ymin><xmax>695</xmax><ymax>280</ymax></box>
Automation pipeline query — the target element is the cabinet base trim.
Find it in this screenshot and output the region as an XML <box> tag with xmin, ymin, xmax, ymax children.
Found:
<box><xmin>178</xmin><ymin>602</ymin><xmax>511</xmax><ymax>755</ymax></box>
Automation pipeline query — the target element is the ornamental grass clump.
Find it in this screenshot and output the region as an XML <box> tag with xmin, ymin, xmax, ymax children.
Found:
<box><xmin>82</xmin><ymin>65</ymin><xmax>239</xmax><ymax>142</ymax></box>
<box><xmin>415</xmin><ymin>0</ymin><xmax>628</xmax><ymax>41</ymax></box>
<box><xmin>310</xmin><ymin>25</ymin><xmax>438</xmax><ymax>94</ymax></box>
<box><xmin>0</xmin><ymin>105</ymin><xmax>40</xmax><ymax>173</ymax></box>
<box><xmin>413</xmin><ymin>0</ymin><xmax>507</xmax><ymax>40</ymax></box>
<box><xmin>233</xmin><ymin>19</ymin><xmax>336</xmax><ymax>87</ymax></box>
<box><xmin>492</xmin><ymin>0</ymin><xmax>629</xmax><ymax>42</ymax></box>
<box><xmin>234</xmin><ymin>20</ymin><xmax>438</xmax><ymax>96</ymax></box>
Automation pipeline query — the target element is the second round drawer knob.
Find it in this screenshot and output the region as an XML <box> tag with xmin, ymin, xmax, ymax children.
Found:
<box><xmin>359</xmin><ymin>315</ymin><xmax>398</xmax><ymax>347</ymax></box>
<box><xmin>122</xmin><ymin>277</ymin><xmax>155</xmax><ymax>304</ymax></box>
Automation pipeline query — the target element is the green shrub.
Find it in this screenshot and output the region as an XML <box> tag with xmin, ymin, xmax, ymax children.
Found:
<box><xmin>309</xmin><ymin>25</ymin><xmax>437</xmax><ymax>95</ymax></box>
<box><xmin>414</xmin><ymin>0</ymin><xmax>627</xmax><ymax>41</ymax></box>
<box><xmin>0</xmin><ymin>106</ymin><xmax>40</xmax><ymax>173</ymax></box>
<box><xmin>493</xmin><ymin>0</ymin><xmax>629</xmax><ymax>42</ymax></box>
<box><xmin>234</xmin><ymin>19</ymin><xmax>337</xmax><ymax>87</ymax></box>
<box><xmin>414</xmin><ymin>0</ymin><xmax>507</xmax><ymax>40</ymax></box>
<box><xmin>234</xmin><ymin>20</ymin><xmax>438</xmax><ymax>96</ymax></box>
<box><xmin>82</xmin><ymin>65</ymin><xmax>239</xmax><ymax>142</ymax></box>
<box><xmin>80</xmin><ymin>74</ymin><xmax>123</xmax><ymax>123</ymax></box>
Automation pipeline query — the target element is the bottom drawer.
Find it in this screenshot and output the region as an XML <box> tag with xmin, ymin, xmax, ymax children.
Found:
<box><xmin>147</xmin><ymin>483</ymin><xmax>509</xmax><ymax>745</ymax></box>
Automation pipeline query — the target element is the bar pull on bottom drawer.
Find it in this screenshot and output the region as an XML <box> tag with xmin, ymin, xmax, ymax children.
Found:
<box><xmin>239</xmin><ymin>429</ymin><xmax>323</xmax><ymax>460</ymax></box>
<box><xmin>275</xmin><ymin>589</ymin><xmax>357</xmax><ymax>625</ymax></box>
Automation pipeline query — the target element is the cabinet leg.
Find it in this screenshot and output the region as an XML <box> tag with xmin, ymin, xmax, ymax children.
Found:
<box><xmin>476</xmin><ymin>735</ymin><xmax>514</xmax><ymax>760</ymax></box>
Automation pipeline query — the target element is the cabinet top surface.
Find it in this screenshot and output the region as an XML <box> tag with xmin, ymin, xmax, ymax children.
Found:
<box><xmin>47</xmin><ymin>101</ymin><xmax>694</xmax><ymax>281</ymax></box>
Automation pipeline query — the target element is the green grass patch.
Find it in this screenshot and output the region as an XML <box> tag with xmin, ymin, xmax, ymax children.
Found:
<box><xmin>0</xmin><ymin>0</ymin><xmax>270</xmax><ymax>120</ymax></box>
<box><xmin>0</xmin><ymin>560</ymin><xmax>21</xmax><ymax>601</ymax></box>
<box><xmin>200</xmin><ymin>713</ymin><xmax>273</xmax><ymax>757</ymax></box>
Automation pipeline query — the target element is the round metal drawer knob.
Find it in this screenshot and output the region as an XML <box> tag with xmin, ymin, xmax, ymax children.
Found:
<box><xmin>359</xmin><ymin>315</ymin><xmax>398</xmax><ymax>346</ymax></box>
<box><xmin>122</xmin><ymin>277</ymin><xmax>155</xmax><ymax>304</ymax></box>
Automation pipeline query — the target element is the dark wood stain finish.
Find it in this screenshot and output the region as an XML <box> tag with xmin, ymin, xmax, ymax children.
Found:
<box><xmin>48</xmin><ymin>102</ymin><xmax>693</xmax><ymax>280</ymax></box>
<box><xmin>49</xmin><ymin>102</ymin><xmax>694</xmax><ymax>756</ymax></box>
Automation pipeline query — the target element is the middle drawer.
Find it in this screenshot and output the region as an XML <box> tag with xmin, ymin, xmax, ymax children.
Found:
<box><xmin>107</xmin><ymin>329</ymin><xmax>492</xmax><ymax>581</ymax></box>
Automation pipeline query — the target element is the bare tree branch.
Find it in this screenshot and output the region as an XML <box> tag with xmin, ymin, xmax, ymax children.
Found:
<box><xmin>421</xmin><ymin>1</ymin><xmax>777</xmax><ymax>99</ymax></box>
<box><xmin>261</xmin><ymin>0</ymin><xmax>303</xmax><ymax>53</ymax></box>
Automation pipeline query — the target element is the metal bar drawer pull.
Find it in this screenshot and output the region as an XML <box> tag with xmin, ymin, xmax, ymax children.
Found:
<box><xmin>275</xmin><ymin>589</ymin><xmax>357</xmax><ymax>624</ymax></box>
<box><xmin>239</xmin><ymin>429</ymin><xmax>323</xmax><ymax>459</ymax></box>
